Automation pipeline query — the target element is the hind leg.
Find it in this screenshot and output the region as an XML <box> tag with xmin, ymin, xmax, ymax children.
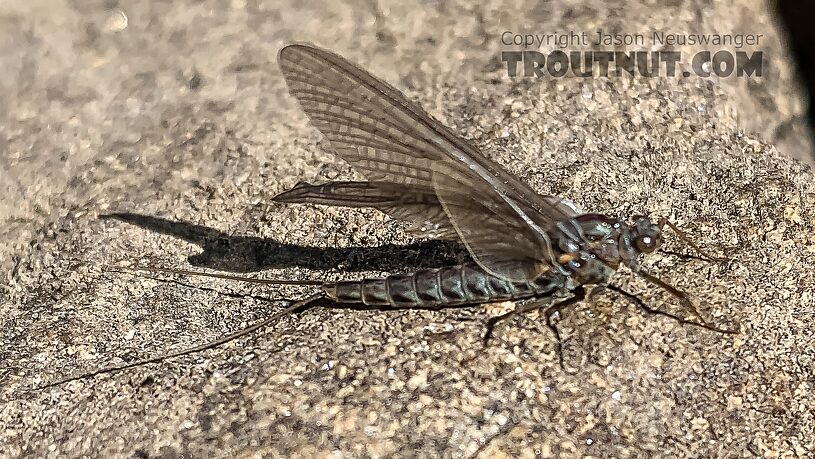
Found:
<box><xmin>480</xmin><ymin>287</ymin><xmax>586</xmax><ymax>367</ymax></box>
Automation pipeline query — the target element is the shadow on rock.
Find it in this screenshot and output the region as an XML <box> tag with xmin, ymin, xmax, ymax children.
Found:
<box><xmin>101</xmin><ymin>212</ymin><xmax>466</xmax><ymax>274</ymax></box>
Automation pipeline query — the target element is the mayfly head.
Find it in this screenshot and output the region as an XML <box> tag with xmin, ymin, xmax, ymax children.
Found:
<box><xmin>612</xmin><ymin>215</ymin><xmax>665</xmax><ymax>272</ymax></box>
<box><xmin>629</xmin><ymin>215</ymin><xmax>664</xmax><ymax>255</ymax></box>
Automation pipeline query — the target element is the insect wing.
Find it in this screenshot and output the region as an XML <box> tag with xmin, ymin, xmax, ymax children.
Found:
<box><xmin>278</xmin><ymin>44</ymin><xmax>577</xmax><ymax>280</ymax></box>
<box><xmin>274</xmin><ymin>181</ymin><xmax>459</xmax><ymax>239</ymax></box>
<box><xmin>431</xmin><ymin>162</ymin><xmax>552</xmax><ymax>280</ymax></box>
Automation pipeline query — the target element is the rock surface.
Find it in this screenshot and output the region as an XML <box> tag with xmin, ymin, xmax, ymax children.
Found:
<box><xmin>2</xmin><ymin>1</ymin><xmax>813</xmax><ymax>457</ymax></box>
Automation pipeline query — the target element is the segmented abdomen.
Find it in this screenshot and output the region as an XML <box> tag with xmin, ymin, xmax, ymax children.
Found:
<box><xmin>323</xmin><ymin>263</ymin><xmax>565</xmax><ymax>308</ymax></box>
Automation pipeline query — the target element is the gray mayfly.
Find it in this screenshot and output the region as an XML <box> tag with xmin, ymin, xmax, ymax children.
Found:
<box><xmin>41</xmin><ymin>44</ymin><xmax>736</xmax><ymax>388</ymax></box>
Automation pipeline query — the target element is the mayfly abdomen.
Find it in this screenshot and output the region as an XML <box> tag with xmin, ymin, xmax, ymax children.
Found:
<box><xmin>324</xmin><ymin>263</ymin><xmax>567</xmax><ymax>308</ymax></box>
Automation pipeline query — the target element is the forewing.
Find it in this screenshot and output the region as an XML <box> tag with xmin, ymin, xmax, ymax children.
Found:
<box><xmin>278</xmin><ymin>44</ymin><xmax>579</xmax><ymax>280</ymax></box>
<box><xmin>430</xmin><ymin>163</ymin><xmax>552</xmax><ymax>280</ymax></box>
<box><xmin>273</xmin><ymin>181</ymin><xmax>459</xmax><ymax>239</ymax></box>
<box><xmin>279</xmin><ymin>45</ymin><xmax>442</xmax><ymax>187</ymax></box>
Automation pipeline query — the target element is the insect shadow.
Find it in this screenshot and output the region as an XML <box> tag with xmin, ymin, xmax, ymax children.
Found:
<box><xmin>101</xmin><ymin>212</ymin><xmax>466</xmax><ymax>274</ymax></box>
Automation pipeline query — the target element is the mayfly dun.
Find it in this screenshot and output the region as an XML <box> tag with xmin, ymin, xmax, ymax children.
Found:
<box><xmin>39</xmin><ymin>44</ymin><xmax>737</xmax><ymax>389</ymax></box>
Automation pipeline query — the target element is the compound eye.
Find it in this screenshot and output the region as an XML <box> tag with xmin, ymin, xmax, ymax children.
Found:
<box><xmin>634</xmin><ymin>235</ymin><xmax>658</xmax><ymax>253</ymax></box>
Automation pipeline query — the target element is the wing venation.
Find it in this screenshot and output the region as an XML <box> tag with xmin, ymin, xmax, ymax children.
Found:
<box><xmin>277</xmin><ymin>43</ymin><xmax>583</xmax><ymax>280</ymax></box>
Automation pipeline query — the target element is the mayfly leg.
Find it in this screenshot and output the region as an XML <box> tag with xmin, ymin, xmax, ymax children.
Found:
<box><xmin>541</xmin><ymin>286</ymin><xmax>586</xmax><ymax>370</ymax></box>
<box><xmin>482</xmin><ymin>298</ymin><xmax>553</xmax><ymax>345</ymax></box>
<box><xmin>608</xmin><ymin>274</ymin><xmax>738</xmax><ymax>335</ymax></box>
<box><xmin>658</xmin><ymin>217</ymin><xmax>729</xmax><ymax>262</ymax></box>
<box><xmin>477</xmin><ymin>287</ymin><xmax>586</xmax><ymax>370</ymax></box>
<box><xmin>34</xmin><ymin>267</ymin><xmax>326</xmax><ymax>390</ymax></box>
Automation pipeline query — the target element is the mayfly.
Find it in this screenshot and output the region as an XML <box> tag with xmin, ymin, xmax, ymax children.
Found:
<box><xmin>40</xmin><ymin>44</ymin><xmax>736</xmax><ymax>389</ymax></box>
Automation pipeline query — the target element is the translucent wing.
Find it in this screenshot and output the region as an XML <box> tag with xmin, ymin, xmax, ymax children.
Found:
<box><xmin>278</xmin><ymin>44</ymin><xmax>582</xmax><ymax>280</ymax></box>
<box><xmin>274</xmin><ymin>180</ymin><xmax>581</xmax><ymax>245</ymax></box>
<box><xmin>273</xmin><ymin>181</ymin><xmax>459</xmax><ymax>239</ymax></box>
<box><xmin>430</xmin><ymin>163</ymin><xmax>552</xmax><ymax>280</ymax></box>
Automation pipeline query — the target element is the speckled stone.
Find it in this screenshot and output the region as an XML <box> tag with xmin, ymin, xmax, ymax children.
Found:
<box><xmin>1</xmin><ymin>1</ymin><xmax>813</xmax><ymax>458</ymax></box>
